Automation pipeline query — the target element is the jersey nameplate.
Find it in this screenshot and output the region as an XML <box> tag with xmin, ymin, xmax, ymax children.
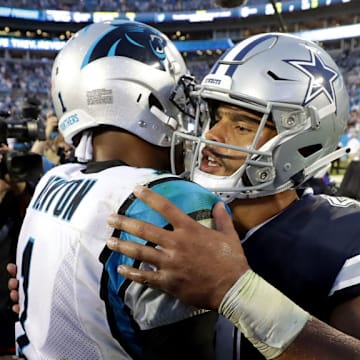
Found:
<box><xmin>32</xmin><ymin>175</ymin><xmax>96</xmax><ymax>221</ymax></box>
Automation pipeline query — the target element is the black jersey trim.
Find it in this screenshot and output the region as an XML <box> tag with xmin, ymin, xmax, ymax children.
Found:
<box><xmin>99</xmin><ymin>245</ymin><xmax>142</xmax><ymax>360</ymax></box>
<box><xmin>83</xmin><ymin>160</ymin><xmax>128</xmax><ymax>174</ymax></box>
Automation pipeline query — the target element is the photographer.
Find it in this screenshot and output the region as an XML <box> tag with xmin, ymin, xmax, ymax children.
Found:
<box><xmin>0</xmin><ymin>144</ymin><xmax>35</xmax><ymax>356</ymax></box>
<box><xmin>0</xmin><ymin>100</ymin><xmax>44</xmax><ymax>356</ymax></box>
<box><xmin>31</xmin><ymin>111</ymin><xmax>75</xmax><ymax>170</ymax></box>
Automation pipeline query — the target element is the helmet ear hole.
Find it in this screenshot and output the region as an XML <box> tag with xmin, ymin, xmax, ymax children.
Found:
<box><xmin>149</xmin><ymin>93</ymin><xmax>164</xmax><ymax>112</ymax></box>
<box><xmin>298</xmin><ymin>144</ymin><xmax>322</xmax><ymax>158</ymax></box>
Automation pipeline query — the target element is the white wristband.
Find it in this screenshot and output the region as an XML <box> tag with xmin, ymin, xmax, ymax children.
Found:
<box><xmin>219</xmin><ymin>269</ymin><xmax>310</xmax><ymax>359</ymax></box>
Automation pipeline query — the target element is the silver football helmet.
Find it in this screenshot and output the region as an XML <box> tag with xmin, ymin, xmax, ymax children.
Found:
<box><xmin>172</xmin><ymin>33</ymin><xmax>349</xmax><ymax>201</ymax></box>
<box><xmin>52</xmin><ymin>20</ymin><xmax>189</xmax><ymax>147</ymax></box>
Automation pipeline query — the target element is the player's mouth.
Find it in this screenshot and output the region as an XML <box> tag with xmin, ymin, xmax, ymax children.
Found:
<box><xmin>200</xmin><ymin>147</ymin><xmax>224</xmax><ymax>174</ymax></box>
<box><xmin>200</xmin><ymin>146</ymin><xmax>248</xmax><ymax>174</ymax></box>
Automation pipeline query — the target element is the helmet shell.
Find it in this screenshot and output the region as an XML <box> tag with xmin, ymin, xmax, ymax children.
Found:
<box><xmin>52</xmin><ymin>20</ymin><xmax>188</xmax><ymax>146</ymax></box>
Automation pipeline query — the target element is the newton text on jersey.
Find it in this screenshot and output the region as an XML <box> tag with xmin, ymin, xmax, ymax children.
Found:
<box><xmin>32</xmin><ymin>175</ymin><xmax>96</xmax><ymax>221</ymax></box>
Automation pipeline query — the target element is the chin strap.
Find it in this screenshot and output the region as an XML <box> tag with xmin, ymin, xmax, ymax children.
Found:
<box><xmin>75</xmin><ymin>130</ymin><xmax>93</xmax><ymax>163</ymax></box>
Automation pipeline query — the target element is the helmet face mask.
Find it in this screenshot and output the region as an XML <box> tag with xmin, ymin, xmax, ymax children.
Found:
<box><xmin>171</xmin><ymin>33</ymin><xmax>349</xmax><ymax>202</ymax></box>
<box><xmin>52</xmin><ymin>20</ymin><xmax>190</xmax><ymax>148</ymax></box>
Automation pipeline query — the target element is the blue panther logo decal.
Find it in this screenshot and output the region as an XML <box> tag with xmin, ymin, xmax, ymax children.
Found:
<box><xmin>81</xmin><ymin>23</ymin><xmax>167</xmax><ymax>71</ymax></box>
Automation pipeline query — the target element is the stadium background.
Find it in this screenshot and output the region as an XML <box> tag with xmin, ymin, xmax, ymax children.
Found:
<box><xmin>0</xmin><ymin>0</ymin><xmax>359</xmax><ymax>130</ymax></box>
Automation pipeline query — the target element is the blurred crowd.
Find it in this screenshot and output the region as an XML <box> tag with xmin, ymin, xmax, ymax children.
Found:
<box><xmin>0</xmin><ymin>0</ymin><xmax>278</xmax><ymax>12</ymax></box>
<box><xmin>336</xmin><ymin>50</ymin><xmax>360</xmax><ymax>161</ymax></box>
<box><xmin>0</xmin><ymin>60</ymin><xmax>53</xmax><ymax>121</ymax></box>
<box><xmin>0</xmin><ymin>0</ymin><xmax>225</xmax><ymax>12</ymax></box>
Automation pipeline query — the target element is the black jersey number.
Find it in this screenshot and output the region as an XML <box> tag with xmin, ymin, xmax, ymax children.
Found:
<box><xmin>16</xmin><ymin>237</ymin><xmax>35</xmax><ymax>354</ymax></box>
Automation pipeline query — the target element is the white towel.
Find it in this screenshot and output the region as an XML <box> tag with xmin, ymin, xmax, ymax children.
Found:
<box><xmin>75</xmin><ymin>131</ymin><xmax>93</xmax><ymax>163</ymax></box>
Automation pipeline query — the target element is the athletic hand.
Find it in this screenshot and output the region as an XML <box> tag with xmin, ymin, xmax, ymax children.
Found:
<box><xmin>7</xmin><ymin>263</ymin><xmax>19</xmax><ymax>314</ymax></box>
<box><xmin>107</xmin><ymin>185</ymin><xmax>249</xmax><ymax>310</ymax></box>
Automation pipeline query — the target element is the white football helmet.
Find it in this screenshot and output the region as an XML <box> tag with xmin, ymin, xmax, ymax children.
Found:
<box><xmin>52</xmin><ymin>20</ymin><xmax>189</xmax><ymax>147</ymax></box>
<box><xmin>172</xmin><ymin>33</ymin><xmax>349</xmax><ymax>201</ymax></box>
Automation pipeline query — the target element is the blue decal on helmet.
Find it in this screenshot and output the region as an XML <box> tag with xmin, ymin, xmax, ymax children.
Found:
<box><xmin>149</xmin><ymin>35</ymin><xmax>166</xmax><ymax>61</ymax></box>
<box><xmin>81</xmin><ymin>23</ymin><xmax>167</xmax><ymax>70</ymax></box>
<box><xmin>125</xmin><ymin>33</ymin><xmax>143</xmax><ymax>47</ymax></box>
<box><xmin>225</xmin><ymin>34</ymin><xmax>277</xmax><ymax>77</ymax></box>
<box><xmin>108</xmin><ymin>39</ymin><xmax>122</xmax><ymax>56</ymax></box>
<box><xmin>210</xmin><ymin>34</ymin><xmax>277</xmax><ymax>76</ymax></box>
<box><xmin>284</xmin><ymin>49</ymin><xmax>339</xmax><ymax>106</ymax></box>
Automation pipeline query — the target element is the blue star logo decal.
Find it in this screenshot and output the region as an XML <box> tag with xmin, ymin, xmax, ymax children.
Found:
<box><xmin>284</xmin><ymin>50</ymin><xmax>338</xmax><ymax>106</ymax></box>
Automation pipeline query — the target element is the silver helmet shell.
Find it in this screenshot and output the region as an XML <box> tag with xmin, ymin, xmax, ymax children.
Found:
<box><xmin>175</xmin><ymin>33</ymin><xmax>349</xmax><ymax>201</ymax></box>
<box><xmin>52</xmin><ymin>20</ymin><xmax>188</xmax><ymax>147</ymax></box>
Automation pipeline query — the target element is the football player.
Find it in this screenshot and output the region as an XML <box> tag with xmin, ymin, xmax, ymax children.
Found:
<box><xmin>105</xmin><ymin>33</ymin><xmax>360</xmax><ymax>359</ymax></box>
<box><xmin>15</xmin><ymin>20</ymin><xmax>221</xmax><ymax>360</ymax></box>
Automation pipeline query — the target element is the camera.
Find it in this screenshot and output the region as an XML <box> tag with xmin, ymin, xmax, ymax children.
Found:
<box><xmin>0</xmin><ymin>108</ymin><xmax>45</xmax><ymax>183</ymax></box>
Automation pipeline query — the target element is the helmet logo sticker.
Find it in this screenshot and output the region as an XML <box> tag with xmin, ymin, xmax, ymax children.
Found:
<box><xmin>81</xmin><ymin>23</ymin><xmax>167</xmax><ymax>70</ymax></box>
<box><xmin>284</xmin><ymin>50</ymin><xmax>338</xmax><ymax>106</ymax></box>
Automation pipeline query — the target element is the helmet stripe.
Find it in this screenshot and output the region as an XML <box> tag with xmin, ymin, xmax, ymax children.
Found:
<box><xmin>210</xmin><ymin>34</ymin><xmax>277</xmax><ymax>77</ymax></box>
<box><xmin>226</xmin><ymin>34</ymin><xmax>277</xmax><ymax>76</ymax></box>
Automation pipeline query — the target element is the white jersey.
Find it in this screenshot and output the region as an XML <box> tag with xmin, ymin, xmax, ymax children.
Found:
<box><xmin>16</xmin><ymin>161</ymin><xmax>220</xmax><ymax>360</ymax></box>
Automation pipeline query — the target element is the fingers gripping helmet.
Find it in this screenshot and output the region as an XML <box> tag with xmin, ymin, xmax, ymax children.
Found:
<box><xmin>52</xmin><ymin>20</ymin><xmax>188</xmax><ymax>147</ymax></box>
<box><xmin>177</xmin><ymin>33</ymin><xmax>348</xmax><ymax>201</ymax></box>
